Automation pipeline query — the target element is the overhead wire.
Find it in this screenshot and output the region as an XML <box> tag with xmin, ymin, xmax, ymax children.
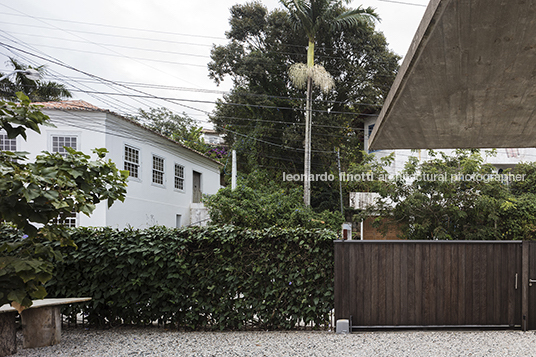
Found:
<box><xmin>0</xmin><ymin>10</ymin><xmax>373</xmax><ymax>52</ymax></box>
<box><xmin>0</xmin><ymin>4</ymin><xmax>203</xmax><ymax>88</ymax></box>
<box><xmin>377</xmin><ymin>0</ymin><xmax>428</xmax><ymax>7</ymax></box>
<box><xmin>0</xmin><ymin>36</ymin><xmax>138</xmax><ymax>115</ymax></box>
<box><xmin>56</xmin><ymin>88</ymin><xmax>378</xmax><ymax>117</ymax></box>
<box><xmin>0</xmin><ymin>31</ymin><xmax>163</xmax><ymax>114</ymax></box>
<box><xmin>0</xmin><ymin>17</ymin><xmax>402</xmax><ymax>65</ymax></box>
<box><xmin>1</xmin><ymin>42</ymin><xmax>348</xmax><ymax>154</ymax></box>
<box><xmin>0</xmin><ymin>13</ymin><xmax>383</xmax><ymax>158</ymax></box>
<box><xmin>1</xmin><ymin>43</ymin><xmax>370</xmax><ymax>153</ymax></box>
<box><xmin>49</xmin><ymin>74</ymin><xmax>384</xmax><ymax>109</ymax></box>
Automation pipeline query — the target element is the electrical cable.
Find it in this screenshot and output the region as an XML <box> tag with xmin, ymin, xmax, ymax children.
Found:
<box><xmin>377</xmin><ymin>0</ymin><xmax>427</xmax><ymax>7</ymax></box>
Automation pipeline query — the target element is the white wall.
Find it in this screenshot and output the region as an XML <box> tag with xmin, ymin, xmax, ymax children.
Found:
<box><xmin>17</xmin><ymin>109</ymin><xmax>221</xmax><ymax>229</ymax></box>
<box><xmin>104</xmin><ymin>113</ymin><xmax>221</xmax><ymax>229</ymax></box>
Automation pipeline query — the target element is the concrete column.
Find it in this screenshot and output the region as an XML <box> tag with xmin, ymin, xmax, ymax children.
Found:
<box><xmin>21</xmin><ymin>306</ymin><xmax>61</xmax><ymax>348</ymax></box>
<box><xmin>0</xmin><ymin>312</ymin><xmax>17</xmax><ymax>356</ymax></box>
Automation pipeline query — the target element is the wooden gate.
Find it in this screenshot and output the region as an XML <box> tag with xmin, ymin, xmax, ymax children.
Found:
<box><xmin>334</xmin><ymin>240</ymin><xmax>535</xmax><ymax>329</ymax></box>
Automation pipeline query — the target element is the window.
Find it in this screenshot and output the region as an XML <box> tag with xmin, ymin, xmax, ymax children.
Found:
<box><xmin>52</xmin><ymin>135</ymin><xmax>77</xmax><ymax>155</ymax></box>
<box><xmin>124</xmin><ymin>145</ymin><xmax>140</xmax><ymax>178</ymax></box>
<box><xmin>56</xmin><ymin>210</ymin><xmax>77</xmax><ymax>228</ymax></box>
<box><xmin>174</xmin><ymin>164</ymin><xmax>184</xmax><ymax>190</ymax></box>
<box><xmin>152</xmin><ymin>155</ymin><xmax>164</xmax><ymax>185</ymax></box>
<box><xmin>176</xmin><ymin>214</ymin><xmax>182</xmax><ymax>228</ymax></box>
<box><xmin>0</xmin><ymin>133</ymin><xmax>16</xmax><ymax>151</ymax></box>
<box><xmin>367</xmin><ymin>124</ymin><xmax>377</xmax><ymax>153</ymax></box>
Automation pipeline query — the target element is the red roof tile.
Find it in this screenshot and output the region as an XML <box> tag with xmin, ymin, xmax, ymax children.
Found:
<box><xmin>33</xmin><ymin>100</ymin><xmax>223</xmax><ymax>166</ymax></box>
<box><xmin>33</xmin><ymin>100</ymin><xmax>102</xmax><ymax>111</ymax></box>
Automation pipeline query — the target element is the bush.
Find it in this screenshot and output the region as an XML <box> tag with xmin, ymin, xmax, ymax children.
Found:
<box><xmin>44</xmin><ymin>225</ymin><xmax>337</xmax><ymax>330</ymax></box>
<box><xmin>204</xmin><ymin>171</ymin><xmax>344</xmax><ymax>231</ymax></box>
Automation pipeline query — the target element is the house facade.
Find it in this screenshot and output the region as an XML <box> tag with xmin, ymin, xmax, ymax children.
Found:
<box><xmin>1</xmin><ymin>100</ymin><xmax>222</xmax><ymax>229</ymax></box>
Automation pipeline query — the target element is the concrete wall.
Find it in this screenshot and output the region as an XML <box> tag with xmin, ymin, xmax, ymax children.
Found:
<box><xmin>365</xmin><ymin>117</ymin><xmax>536</xmax><ymax>177</ymax></box>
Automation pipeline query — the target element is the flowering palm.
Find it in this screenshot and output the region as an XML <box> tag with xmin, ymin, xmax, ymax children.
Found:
<box><xmin>0</xmin><ymin>58</ymin><xmax>71</xmax><ymax>102</ymax></box>
<box><xmin>280</xmin><ymin>0</ymin><xmax>378</xmax><ymax>206</ymax></box>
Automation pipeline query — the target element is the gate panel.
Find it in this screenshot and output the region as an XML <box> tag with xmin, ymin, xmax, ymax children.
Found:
<box><xmin>527</xmin><ymin>242</ymin><xmax>536</xmax><ymax>330</ymax></box>
<box><xmin>334</xmin><ymin>241</ymin><xmax>522</xmax><ymax>328</ymax></box>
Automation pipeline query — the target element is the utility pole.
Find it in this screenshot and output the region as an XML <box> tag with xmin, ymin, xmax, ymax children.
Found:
<box><xmin>336</xmin><ymin>148</ymin><xmax>343</xmax><ymax>215</ymax></box>
<box><xmin>304</xmin><ymin>76</ymin><xmax>312</xmax><ymax>206</ymax></box>
<box><xmin>231</xmin><ymin>150</ymin><xmax>237</xmax><ymax>190</ymax></box>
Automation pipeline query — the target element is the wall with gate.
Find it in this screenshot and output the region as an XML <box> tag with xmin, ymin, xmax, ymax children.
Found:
<box><xmin>334</xmin><ymin>241</ymin><xmax>536</xmax><ymax>330</ymax></box>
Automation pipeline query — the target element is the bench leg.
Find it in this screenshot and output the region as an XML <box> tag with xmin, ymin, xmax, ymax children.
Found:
<box><xmin>21</xmin><ymin>306</ymin><xmax>61</xmax><ymax>348</ymax></box>
<box><xmin>0</xmin><ymin>311</ymin><xmax>17</xmax><ymax>356</ymax></box>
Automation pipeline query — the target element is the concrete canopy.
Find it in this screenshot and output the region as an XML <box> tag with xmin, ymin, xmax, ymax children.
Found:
<box><xmin>369</xmin><ymin>0</ymin><xmax>536</xmax><ymax>150</ymax></box>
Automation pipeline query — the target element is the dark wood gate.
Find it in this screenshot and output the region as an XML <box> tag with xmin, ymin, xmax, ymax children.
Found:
<box><xmin>334</xmin><ymin>240</ymin><xmax>534</xmax><ymax>329</ymax></box>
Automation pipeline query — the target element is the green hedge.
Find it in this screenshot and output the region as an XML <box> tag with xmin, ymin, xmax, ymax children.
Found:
<box><xmin>45</xmin><ymin>225</ymin><xmax>337</xmax><ymax>330</ymax></box>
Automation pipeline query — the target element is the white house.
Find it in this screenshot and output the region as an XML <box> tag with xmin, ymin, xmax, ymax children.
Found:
<box><xmin>201</xmin><ymin>129</ymin><xmax>225</xmax><ymax>146</ymax></box>
<box><xmin>0</xmin><ymin>100</ymin><xmax>222</xmax><ymax>229</ymax></box>
<box><xmin>364</xmin><ymin>115</ymin><xmax>536</xmax><ymax>177</ymax></box>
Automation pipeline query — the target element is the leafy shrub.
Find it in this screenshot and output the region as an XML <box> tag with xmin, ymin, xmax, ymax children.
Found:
<box><xmin>44</xmin><ymin>225</ymin><xmax>337</xmax><ymax>330</ymax></box>
<box><xmin>204</xmin><ymin>171</ymin><xmax>344</xmax><ymax>230</ymax></box>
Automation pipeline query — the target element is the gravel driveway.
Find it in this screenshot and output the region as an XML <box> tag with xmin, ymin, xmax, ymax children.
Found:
<box><xmin>12</xmin><ymin>327</ymin><xmax>536</xmax><ymax>356</ymax></box>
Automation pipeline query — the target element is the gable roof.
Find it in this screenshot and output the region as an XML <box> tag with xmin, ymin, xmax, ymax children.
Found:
<box><xmin>33</xmin><ymin>100</ymin><xmax>223</xmax><ymax>166</ymax></box>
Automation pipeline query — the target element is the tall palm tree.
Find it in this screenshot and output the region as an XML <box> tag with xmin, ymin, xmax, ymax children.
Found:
<box><xmin>0</xmin><ymin>58</ymin><xmax>71</xmax><ymax>102</ymax></box>
<box><xmin>280</xmin><ymin>0</ymin><xmax>378</xmax><ymax>206</ymax></box>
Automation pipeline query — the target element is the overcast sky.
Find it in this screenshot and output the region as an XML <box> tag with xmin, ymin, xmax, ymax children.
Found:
<box><xmin>0</xmin><ymin>0</ymin><xmax>428</xmax><ymax>128</ymax></box>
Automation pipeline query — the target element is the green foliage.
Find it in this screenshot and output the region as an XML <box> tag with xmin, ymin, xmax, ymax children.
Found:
<box><xmin>204</xmin><ymin>171</ymin><xmax>344</xmax><ymax>230</ymax></box>
<box><xmin>499</xmin><ymin>193</ymin><xmax>536</xmax><ymax>240</ymax></box>
<box><xmin>0</xmin><ymin>92</ymin><xmax>50</xmax><ymax>139</ymax></box>
<box><xmin>208</xmin><ymin>2</ymin><xmax>400</xmax><ymax>210</ymax></box>
<box><xmin>0</xmin><ymin>58</ymin><xmax>72</xmax><ymax>102</ymax></box>
<box><xmin>356</xmin><ymin>150</ymin><xmax>536</xmax><ymax>240</ymax></box>
<box><xmin>509</xmin><ymin>162</ymin><xmax>536</xmax><ymax>195</ymax></box>
<box><xmin>346</xmin><ymin>151</ymin><xmax>394</xmax><ymax>194</ymax></box>
<box><xmin>0</xmin><ymin>94</ymin><xmax>128</xmax><ymax>308</ymax></box>
<box><xmin>43</xmin><ymin>225</ymin><xmax>337</xmax><ymax>330</ymax></box>
<box><xmin>130</xmin><ymin>107</ymin><xmax>226</xmax><ymax>161</ymax></box>
<box><xmin>0</xmin><ymin>225</ymin><xmax>59</xmax><ymax>308</ymax></box>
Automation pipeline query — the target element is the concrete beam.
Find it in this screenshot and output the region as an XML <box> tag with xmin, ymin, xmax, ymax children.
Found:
<box><xmin>369</xmin><ymin>0</ymin><xmax>536</xmax><ymax>150</ymax></box>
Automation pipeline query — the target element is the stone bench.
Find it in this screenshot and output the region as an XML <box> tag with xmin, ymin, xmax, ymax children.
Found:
<box><xmin>0</xmin><ymin>297</ymin><xmax>91</xmax><ymax>356</ymax></box>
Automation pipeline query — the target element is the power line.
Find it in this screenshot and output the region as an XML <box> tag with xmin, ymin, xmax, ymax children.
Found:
<box><xmin>377</xmin><ymin>0</ymin><xmax>427</xmax><ymax>7</ymax></box>
<box><xmin>4</xmin><ymin>30</ymin><xmax>214</xmax><ymax>58</ymax></box>
<box><xmin>62</xmin><ymin>88</ymin><xmax>377</xmax><ymax>117</ymax></box>
<box><xmin>0</xmin><ymin>20</ymin><xmax>223</xmax><ymax>48</ymax></box>
<box><xmin>0</xmin><ymin>21</ymin><xmax>401</xmax><ymax>65</ymax></box>
<box><xmin>0</xmin><ymin>34</ymin><xmax>164</xmax><ymax>114</ymax></box>
<box><xmin>0</xmin><ymin>43</ymin><xmax>353</xmax><ymax>155</ymax></box>
<box><xmin>51</xmin><ymin>74</ymin><xmax>384</xmax><ymax>108</ymax></box>
<box><xmin>15</xmin><ymin>42</ymin><xmax>209</xmax><ymax>68</ymax></box>
<box><xmin>0</xmin><ymin>9</ymin><xmax>229</xmax><ymax>41</ymax></box>
<box><xmin>0</xmin><ymin>5</ymin><xmax>202</xmax><ymax>88</ymax></box>
<box><xmin>1</xmin><ymin>42</ymin><xmax>369</xmax><ymax>133</ymax></box>
<box><xmin>0</xmin><ymin>41</ymin><xmax>211</xmax><ymax>114</ymax></box>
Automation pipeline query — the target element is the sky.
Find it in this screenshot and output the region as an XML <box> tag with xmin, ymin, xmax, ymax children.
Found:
<box><xmin>0</xmin><ymin>0</ymin><xmax>428</xmax><ymax>128</ymax></box>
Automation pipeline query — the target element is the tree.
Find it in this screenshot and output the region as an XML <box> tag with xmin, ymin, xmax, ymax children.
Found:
<box><xmin>130</xmin><ymin>107</ymin><xmax>227</xmax><ymax>161</ymax></box>
<box><xmin>356</xmin><ymin>150</ymin><xmax>523</xmax><ymax>240</ymax></box>
<box><xmin>0</xmin><ymin>93</ymin><xmax>128</xmax><ymax>309</ymax></box>
<box><xmin>208</xmin><ymin>2</ymin><xmax>399</xmax><ymax>211</ymax></box>
<box><xmin>280</xmin><ymin>0</ymin><xmax>378</xmax><ymax>206</ymax></box>
<box><xmin>203</xmin><ymin>170</ymin><xmax>343</xmax><ymax>230</ymax></box>
<box><xmin>0</xmin><ymin>58</ymin><xmax>72</xmax><ymax>102</ymax></box>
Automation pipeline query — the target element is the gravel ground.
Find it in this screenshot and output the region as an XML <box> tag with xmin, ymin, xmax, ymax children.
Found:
<box><xmin>11</xmin><ymin>327</ymin><xmax>536</xmax><ymax>357</ymax></box>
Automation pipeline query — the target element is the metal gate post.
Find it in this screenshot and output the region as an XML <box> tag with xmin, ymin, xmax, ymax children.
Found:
<box><xmin>522</xmin><ymin>241</ymin><xmax>529</xmax><ymax>331</ymax></box>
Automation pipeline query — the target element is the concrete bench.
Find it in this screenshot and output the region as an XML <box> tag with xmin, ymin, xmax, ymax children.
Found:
<box><xmin>0</xmin><ymin>297</ymin><xmax>91</xmax><ymax>356</ymax></box>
